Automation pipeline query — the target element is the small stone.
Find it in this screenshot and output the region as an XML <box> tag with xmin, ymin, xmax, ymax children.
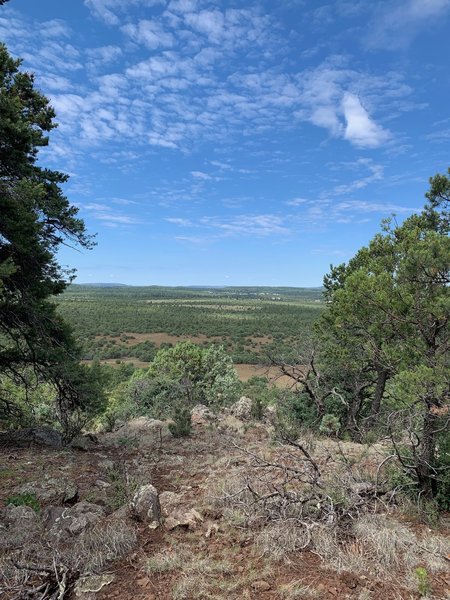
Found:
<box><xmin>137</xmin><ymin>576</ymin><xmax>150</xmax><ymax>588</ymax></box>
<box><xmin>75</xmin><ymin>574</ymin><xmax>115</xmax><ymax>596</ymax></box>
<box><xmin>95</xmin><ymin>479</ymin><xmax>111</xmax><ymax>489</ymax></box>
<box><xmin>70</xmin><ymin>434</ymin><xmax>98</xmax><ymax>451</ymax></box>
<box><xmin>191</xmin><ymin>404</ymin><xmax>217</xmax><ymax>425</ymax></box>
<box><xmin>49</xmin><ymin>501</ymin><xmax>105</xmax><ymax>538</ymax></box>
<box><xmin>165</xmin><ymin>516</ymin><xmax>180</xmax><ymax>530</ymax></box>
<box><xmin>218</xmin><ymin>415</ymin><xmax>245</xmax><ymax>435</ymax></box>
<box><xmin>205</xmin><ymin>522</ymin><xmax>219</xmax><ymax>538</ymax></box>
<box><xmin>63</xmin><ymin>484</ymin><xmax>79</xmax><ymax>504</ymax></box>
<box><xmin>252</xmin><ymin>580</ymin><xmax>271</xmax><ymax>592</ymax></box>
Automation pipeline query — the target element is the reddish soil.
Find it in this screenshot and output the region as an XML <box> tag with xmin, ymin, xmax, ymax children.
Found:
<box><xmin>2</xmin><ymin>427</ymin><xmax>449</xmax><ymax>600</ymax></box>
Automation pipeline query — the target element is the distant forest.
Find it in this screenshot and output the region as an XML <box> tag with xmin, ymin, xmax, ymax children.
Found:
<box><xmin>57</xmin><ymin>285</ymin><xmax>324</xmax><ymax>364</ymax></box>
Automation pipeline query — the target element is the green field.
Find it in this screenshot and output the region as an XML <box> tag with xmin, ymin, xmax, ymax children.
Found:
<box><xmin>57</xmin><ymin>285</ymin><xmax>325</xmax><ymax>365</ymax></box>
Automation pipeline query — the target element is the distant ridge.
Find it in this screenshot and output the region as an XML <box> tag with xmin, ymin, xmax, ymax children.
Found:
<box><xmin>74</xmin><ymin>283</ymin><xmax>323</xmax><ymax>290</ymax></box>
<box><xmin>77</xmin><ymin>283</ymin><xmax>128</xmax><ymax>287</ymax></box>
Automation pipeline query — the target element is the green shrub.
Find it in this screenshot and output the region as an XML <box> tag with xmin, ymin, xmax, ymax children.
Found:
<box><xmin>414</xmin><ymin>567</ymin><xmax>430</xmax><ymax>597</ymax></box>
<box><xmin>274</xmin><ymin>391</ymin><xmax>318</xmax><ymax>439</ymax></box>
<box><xmin>435</xmin><ymin>432</ymin><xmax>450</xmax><ymax>511</ymax></box>
<box><xmin>6</xmin><ymin>492</ymin><xmax>40</xmax><ymax>512</ymax></box>
<box><xmin>169</xmin><ymin>406</ymin><xmax>192</xmax><ymax>438</ymax></box>
<box><xmin>319</xmin><ymin>413</ymin><xmax>340</xmax><ymax>436</ymax></box>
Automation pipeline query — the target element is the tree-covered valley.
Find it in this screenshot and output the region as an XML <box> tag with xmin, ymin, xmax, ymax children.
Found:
<box><xmin>57</xmin><ymin>285</ymin><xmax>324</xmax><ymax>365</ymax></box>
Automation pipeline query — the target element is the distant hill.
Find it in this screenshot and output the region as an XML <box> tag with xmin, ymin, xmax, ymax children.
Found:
<box><xmin>66</xmin><ymin>284</ymin><xmax>324</xmax><ymax>301</ymax></box>
<box><xmin>76</xmin><ymin>283</ymin><xmax>128</xmax><ymax>287</ymax></box>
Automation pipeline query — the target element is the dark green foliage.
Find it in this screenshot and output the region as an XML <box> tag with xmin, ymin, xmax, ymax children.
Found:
<box><xmin>435</xmin><ymin>432</ymin><xmax>450</xmax><ymax>510</ymax></box>
<box><xmin>319</xmin><ymin>413</ymin><xmax>340</xmax><ymax>436</ymax></box>
<box><xmin>0</xmin><ymin>43</ymin><xmax>99</xmax><ymax>437</ymax></box>
<box><xmin>102</xmin><ymin>342</ymin><xmax>241</xmax><ymax>429</ymax></box>
<box><xmin>6</xmin><ymin>492</ymin><xmax>40</xmax><ymax>512</ymax></box>
<box><xmin>168</xmin><ymin>405</ymin><xmax>192</xmax><ymax>437</ymax></box>
<box><xmin>315</xmin><ymin>168</ymin><xmax>450</xmax><ymax>501</ymax></box>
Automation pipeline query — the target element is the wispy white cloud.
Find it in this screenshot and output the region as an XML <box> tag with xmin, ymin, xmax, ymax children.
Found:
<box><xmin>38</xmin><ymin>73</ymin><xmax>73</xmax><ymax>92</ymax></box>
<box><xmin>201</xmin><ymin>214</ymin><xmax>290</xmax><ymax>237</ymax></box>
<box><xmin>334</xmin><ymin>200</ymin><xmax>417</xmax><ymax>214</ymax></box>
<box><xmin>83</xmin><ymin>202</ymin><xmax>141</xmax><ymax>227</ymax></box>
<box><xmin>331</xmin><ymin>159</ymin><xmax>384</xmax><ymax>194</ymax></box>
<box><xmin>0</xmin><ymin>2</ymin><xmax>415</xmax><ymax>164</ymax></box>
<box><xmin>86</xmin><ymin>45</ymin><xmax>122</xmax><ymax>70</ymax></box>
<box><xmin>191</xmin><ymin>171</ymin><xmax>212</xmax><ymax>180</ymax></box>
<box><xmin>366</xmin><ymin>0</ymin><xmax>450</xmax><ymax>49</ymax></box>
<box><xmin>166</xmin><ymin>213</ymin><xmax>291</xmax><ymax>241</ymax></box>
<box><xmin>41</xmin><ymin>19</ymin><xmax>71</xmax><ymax>39</ymax></box>
<box><xmin>84</xmin><ymin>0</ymin><xmax>165</xmax><ymax>26</ymax></box>
<box><xmin>286</xmin><ymin>197</ymin><xmax>309</xmax><ymax>206</ymax></box>
<box><xmin>122</xmin><ymin>20</ymin><xmax>175</xmax><ymax>49</ymax></box>
<box><xmin>165</xmin><ymin>217</ymin><xmax>193</xmax><ymax>226</ymax></box>
<box><xmin>426</xmin><ymin>128</ymin><xmax>450</xmax><ymax>143</ymax></box>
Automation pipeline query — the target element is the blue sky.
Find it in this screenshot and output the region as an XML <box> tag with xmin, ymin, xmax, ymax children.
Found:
<box><xmin>2</xmin><ymin>0</ymin><xmax>449</xmax><ymax>286</ymax></box>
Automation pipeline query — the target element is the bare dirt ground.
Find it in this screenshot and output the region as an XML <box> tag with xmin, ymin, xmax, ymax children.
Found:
<box><xmin>1</xmin><ymin>422</ymin><xmax>449</xmax><ymax>600</ymax></box>
<box><xmin>94</xmin><ymin>332</ymin><xmax>224</xmax><ymax>347</ymax></box>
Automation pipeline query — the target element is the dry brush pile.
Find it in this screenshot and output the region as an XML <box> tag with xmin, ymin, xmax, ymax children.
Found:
<box><xmin>213</xmin><ymin>435</ymin><xmax>450</xmax><ymax>594</ymax></box>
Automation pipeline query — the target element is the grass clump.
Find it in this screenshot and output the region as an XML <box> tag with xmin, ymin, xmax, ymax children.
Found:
<box><xmin>6</xmin><ymin>492</ymin><xmax>40</xmax><ymax>513</ymax></box>
<box><xmin>278</xmin><ymin>581</ymin><xmax>321</xmax><ymax>598</ymax></box>
<box><xmin>414</xmin><ymin>567</ymin><xmax>431</xmax><ymax>597</ymax></box>
<box><xmin>146</xmin><ymin>550</ymin><xmax>183</xmax><ymax>575</ymax></box>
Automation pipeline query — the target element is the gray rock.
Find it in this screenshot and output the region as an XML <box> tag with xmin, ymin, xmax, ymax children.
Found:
<box><xmin>95</xmin><ymin>479</ymin><xmax>111</xmax><ymax>489</ymax></box>
<box><xmin>230</xmin><ymin>396</ymin><xmax>253</xmax><ymax>421</ymax></box>
<box><xmin>19</xmin><ymin>478</ymin><xmax>78</xmax><ymax>504</ymax></box>
<box><xmin>75</xmin><ymin>574</ymin><xmax>115</xmax><ymax>598</ymax></box>
<box><xmin>252</xmin><ymin>580</ymin><xmax>272</xmax><ymax>592</ymax></box>
<box><xmin>2</xmin><ymin>505</ymin><xmax>40</xmax><ymax>550</ymax></box>
<box><xmin>164</xmin><ymin>509</ymin><xmax>203</xmax><ymax>531</ymax></box>
<box><xmin>103</xmin><ymin>417</ymin><xmax>171</xmax><ymax>448</ymax></box>
<box><xmin>0</xmin><ymin>427</ymin><xmax>62</xmax><ymax>448</ymax></box>
<box><xmin>70</xmin><ymin>434</ymin><xmax>98</xmax><ymax>451</ymax></box>
<box><xmin>159</xmin><ymin>491</ymin><xmax>181</xmax><ymax>517</ymax></box>
<box><xmin>130</xmin><ymin>484</ymin><xmax>161</xmax><ymax>522</ymax></box>
<box><xmin>4</xmin><ymin>504</ymin><xmax>38</xmax><ymax>524</ymax></box>
<box><xmin>263</xmin><ymin>404</ymin><xmax>277</xmax><ymax>424</ymax></box>
<box><xmin>48</xmin><ymin>501</ymin><xmax>105</xmax><ymax>537</ymax></box>
<box><xmin>42</xmin><ymin>505</ymin><xmax>65</xmax><ymax>530</ymax></box>
<box><xmin>107</xmin><ymin>504</ymin><xmax>130</xmax><ymax>521</ymax></box>
<box><xmin>191</xmin><ymin>404</ymin><xmax>217</xmax><ymax>425</ymax></box>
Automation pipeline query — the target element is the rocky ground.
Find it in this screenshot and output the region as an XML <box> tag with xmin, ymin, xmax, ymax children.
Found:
<box><xmin>1</xmin><ymin>401</ymin><xmax>449</xmax><ymax>600</ymax></box>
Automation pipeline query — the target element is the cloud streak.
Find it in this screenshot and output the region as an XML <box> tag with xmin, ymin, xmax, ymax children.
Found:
<box><xmin>366</xmin><ymin>0</ymin><xmax>450</xmax><ymax>49</ymax></box>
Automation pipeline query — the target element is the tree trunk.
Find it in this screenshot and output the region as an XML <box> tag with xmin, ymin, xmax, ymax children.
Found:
<box><xmin>417</xmin><ymin>407</ymin><xmax>438</xmax><ymax>498</ymax></box>
<box><xmin>345</xmin><ymin>390</ymin><xmax>363</xmax><ymax>436</ymax></box>
<box><xmin>368</xmin><ymin>368</ymin><xmax>388</xmax><ymax>424</ymax></box>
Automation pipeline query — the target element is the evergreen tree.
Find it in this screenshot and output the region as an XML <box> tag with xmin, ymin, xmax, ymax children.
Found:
<box><xmin>0</xmin><ymin>43</ymin><xmax>102</xmax><ymax>434</ymax></box>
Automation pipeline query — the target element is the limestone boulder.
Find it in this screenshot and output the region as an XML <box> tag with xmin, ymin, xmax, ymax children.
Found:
<box><xmin>230</xmin><ymin>396</ymin><xmax>253</xmax><ymax>421</ymax></box>
<box><xmin>103</xmin><ymin>417</ymin><xmax>172</xmax><ymax>448</ymax></box>
<box><xmin>130</xmin><ymin>484</ymin><xmax>161</xmax><ymax>523</ymax></box>
<box><xmin>48</xmin><ymin>501</ymin><xmax>105</xmax><ymax>537</ymax></box>
<box><xmin>19</xmin><ymin>478</ymin><xmax>78</xmax><ymax>504</ymax></box>
<box><xmin>191</xmin><ymin>404</ymin><xmax>217</xmax><ymax>426</ymax></box>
